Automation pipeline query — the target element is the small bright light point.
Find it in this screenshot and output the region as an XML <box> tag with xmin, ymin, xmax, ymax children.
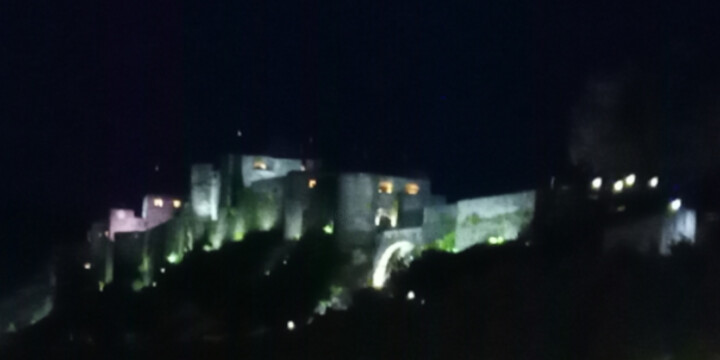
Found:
<box><xmin>624</xmin><ymin>174</ymin><xmax>636</xmax><ymax>187</ymax></box>
<box><xmin>154</xmin><ymin>198</ymin><xmax>164</xmax><ymax>207</ymax></box>
<box><xmin>308</xmin><ymin>179</ymin><xmax>317</xmax><ymax>189</ymax></box>
<box><xmin>649</xmin><ymin>176</ymin><xmax>659</xmax><ymax>188</ymax></box>
<box><xmin>591</xmin><ymin>177</ymin><xmax>603</xmax><ymax>190</ymax></box>
<box><xmin>300</xmin><ymin>165</ymin><xmax>306</xmax><ymax>171</ymax></box>
<box><xmin>283</xmin><ymin>259</ymin><xmax>287</xmax><ymax>265</ymax></box>
<box><xmin>116</xmin><ymin>210</ymin><xmax>126</xmax><ymax>219</ymax></box>
<box><xmin>154</xmin><ymin>165</ymin><xmax>160</xmax><ymax>172</ymax></box>
<box><xmin>160</xmin><ymin>267</ymin><xmax>166</xmax><ymax>274</ymax></box>
<box><xmin>173</xmin><ymin>200</ymin><xmax>182</xmax><ymax>208</ymax></box>
<box><xmin>406</xmin><ymin>291</ymin><xmax>415</xmax><ymax>300</ymax></box>
<box><xmin>613</xmin><ymin>180</ymin><xmax>624</xmax><ymax>193</ymax></box>
<box><xmin>323</xmin><ymin>222</ymin><xmax>334</xmax><ymax>234</ymax></box>
<box><xmin>265</xmin><ymin>270</ymin><xmax>271</xmax><ymax>276</ymax></box>
<box><xmin>670</xmin><ymin>199</ymin><xmax>682</xmax><ymax>212</ymax></box>
<box><xmin>237</xmin><ymin>129</ymin><xmax>242</xmax><ymax>137</ymax></box>
<box><xmin>287</xmin><ymin>321</ymin><xmax>295</xmax><ymax>331</ymax></box>
<box><xmin>488</xmin><ymin>236</ymin><xmax>505</xmax><ymax>245</ymax></box>
<box><xmin>83</xmin><ymin>262</ymin><xmax>92</xmax><ymax>270</ymax></box>
<box><xmin>98</xmin><ymin>281</ymin><xmax>105</xmax><ymax>292</ymax></box>
<box><xmin>166</xmin><ymin>253</ymin><xmax>179</xmax><ymax>264</ymax></box>
<box><xmin>152</xmin><ymin>281</ymin><xmax>157</xmax><ymax>288</ymax></box>
<box><xmin>617</xmin><ymin>205</ymin><xmax>626</xmax><ymax>212</ymax></box>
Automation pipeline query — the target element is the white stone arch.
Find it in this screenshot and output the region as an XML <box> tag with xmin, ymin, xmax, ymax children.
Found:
<box><xmin>372</xmin><ymin>240</ymin><xmax>416</xmax><ymax>289</ymax></box>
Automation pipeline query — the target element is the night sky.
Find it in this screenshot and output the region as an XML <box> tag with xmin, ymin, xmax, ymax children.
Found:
<box><xmin>2</xmin><ymin>0</ymin><xmax>720</xmax><ymax>277</ymax></box>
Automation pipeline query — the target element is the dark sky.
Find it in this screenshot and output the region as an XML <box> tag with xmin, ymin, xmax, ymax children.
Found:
<box><xmin>1</xmin><ymin>0</ymin><xmax>719</xmax><ymax>269</ymax></box>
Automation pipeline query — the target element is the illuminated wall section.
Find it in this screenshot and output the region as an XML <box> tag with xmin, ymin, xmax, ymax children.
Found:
<box><xmin>240</xmin><ymin>155</ymin><xmax>304</xmax><ymax>187</ymax></box>
<box><xmin>372</xmin><ymin>228</ymin><xmax>424</xmax><ymax>288</ymax></box>
<box><xmin>455</xmin><ymin>191</ymin><xmax>536</xmax><ymax>251</ymax></box>
<box><xmin>283</xmin><ymin>172</ymin><xmax>315</xmax><ymax>240</ymax></box>
<box><xmin>660</xmin><ymin>209</ymin><xmax>696</xmax><ymax>255</ymax></box>
<box><xmin>249</xmin><ymin>178</ymin><xmax>285</xmax><ymax>231</ymax></box>
<box><xmin>142</xmin><ymin>194</ymin><xmax>181</xmax><ymax>230</ymax></box>
<box><xmin>604</xmin><ymin>209</ymin><xmax>696</xmax><ymax>255</ymax></box>
<box><xmin>191</xmin><ymin>164</ymin><xmax>220</xmax><ymax>220</ymax></box>
<box><xmin>336</xmin><ymin>173</ymin><xmax>434</xmax><ymax>249</ymax></box>
<box><xmin>422</xmin><ymin>204</ymin><xmax>458</xmax><ymax>246</ymax></box>
<box><xmin>109</xmin><ymin>209</ymin><xmax>146</xmax><ymax>241</ymax></box>
<box><xmin>337</xmin><ymin>173</ymin><xmax>377</xmax><ymax>248</ymax></box>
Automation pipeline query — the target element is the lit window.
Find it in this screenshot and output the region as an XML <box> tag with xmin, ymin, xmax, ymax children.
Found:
<box><xmin>670</xmin><ymin>198</ymin><xmax>682</xmax><ymax>212</ymax></box>
<box><xmin>308</xmin><ymin>179</ymin><xmax>317</xmax><ymax>189</ymax></box>
<box><xmin>173</xmin><ymin>200</ymin><xmax>182</xmax><ymax>208</ymax></box>
<box><xmin>378</xmin><ymin>181</ymin><xmax>393</xmax><ymax>194</ymax></box>
<box><xmin>154</xmin><ymin>198</ymin><xmax>164</xmax><ymax>207</ymax></box>
<box><xmin>624</xmin><ymin>174</ymin><xmax>636</xmax><ymax>187</ymax></box>
<box><xmin>405</xmin><ymin>183</ymin><xmax>420</xmax><ymax>195</ymax></box>
<box><xmin>253</xmin><ymin>160</ymin><xmax>267</xmax><ymax>170</ymax></box>
<box><xmin>613</xmin><ymin>180</ymin><xmax>624</xmax><ymax>193</ymax></box>
<box><xmin>591</xmin><ymin>177</ymin><xmax>602</xmax><ymax>190</ymax></box>
<box><xmin>649</xmin><ymin>176</ymin><xmax>659</xmax><ymax>188</ymax></box>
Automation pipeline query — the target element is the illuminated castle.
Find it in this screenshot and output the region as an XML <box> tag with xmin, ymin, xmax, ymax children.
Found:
<box><xmin>86</xmin><ymin>153</ymin><xmax>704</xmax><ymax>293</ymax></box>
<box><xmin>86</xmin><ymin>154</ymin><xmax>536</xmax><ymax>291</ymax></box>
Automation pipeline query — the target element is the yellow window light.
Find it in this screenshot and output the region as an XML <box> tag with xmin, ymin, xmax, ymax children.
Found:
<box><xmin>378</xmin><ymin>181</ymin><xmax>393</xmax><ymax>194</ymax></box>
<box><xmin>405</xmin><ymin>183</ymin><xmax>420</xmax><ymax>195</ymax></box>
<box><xmin>308</xmin><ymin>179</ymin><xmax>317</xmax><ymax>189</ymax></box>
<box><xmin>154</xmin><ymin>198</ymin><xmax>164</xmax><ymax>207</ymax></box>
<box><xmin>253</xmin><ymin>160</ymin><xmax>267</xmax><ymax>170</ymax></box>
<box><xmin>173</xmin><ymin>200</ymin><xmax>182</xmax><ymax>208</ymax></box>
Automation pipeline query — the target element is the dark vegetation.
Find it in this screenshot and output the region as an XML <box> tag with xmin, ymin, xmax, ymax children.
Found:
<box><xmin>4</xmin><ymin>226</ymin><xmax>720</xmax><ymax>359</ymax></box>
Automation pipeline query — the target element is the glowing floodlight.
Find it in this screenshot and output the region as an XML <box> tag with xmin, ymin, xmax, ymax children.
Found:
<box><xmin>287</xmin><ymin>321</ymin><xmax>295</xmax><ymax>331</ymax></box>
<box><xmin>488</xmin><ymin>236</ymin><xmax>505</xmax><ymax>245</ymax></box>
<box><xmin>624</xmin><ymin>174</ymin><xmax>636</xmax><ymax>187</ymax></box>
<box><xmin>84</xmin><ymin>262</ymin><xmax>92</xmax><ymax>270</ymax></box>
<box><xmin>323</xmin><ymin>222</ymin><xmax>334</xmax><ymax>234</ymax></box>
<box><xmin>173</xmin><ymin>200</ymin><xmax>182</xmax><ymax>208</ymax></box>
<box><xmin>613</xmin><ymin>180</ymin><xmax>624</xmax><ymax>193</ymax></box>
<box><xmin>670</xmin><ymin>198</ymin><xmax>682</xmax><ymax>212</ymax></box>
<box><xmin>372</xmin><ymin>241</ymin><xmax>415</xmax><ymax>289</ymax></box>
<box><xmin>166</xmin><ymin>253</ymin><xmax>179</xmax><ymax>264</ymax></box>
<box><xmin>591</xmin><ymin>177</ymin><xmax>603</xmax><ymax>190</ymax></box>
<box><xmin>407</xmin><ymin>291</ymin><xmax>415</xmax><ymax>300</ymax></box>
<box><xmin>649</xmin><ymin>176</ymin><xmax>659</xmax><ymax>188</ymax></box>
